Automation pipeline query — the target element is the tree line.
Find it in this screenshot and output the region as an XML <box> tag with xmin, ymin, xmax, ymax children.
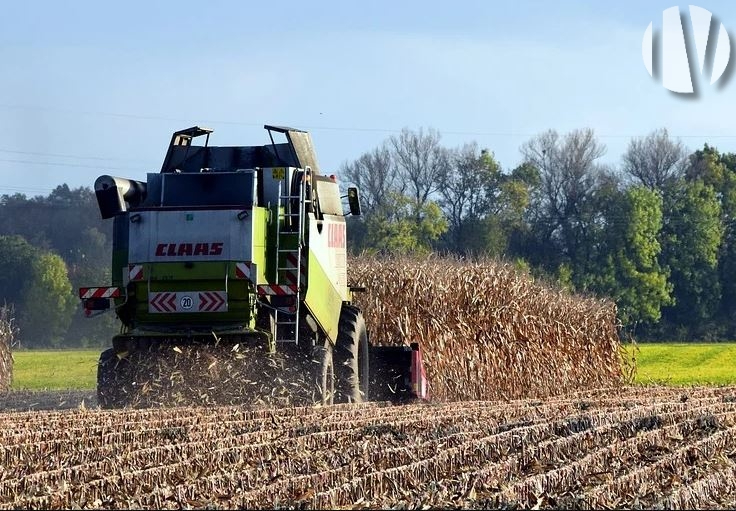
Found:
<box><xmin>341</xmin><ymin>127</ymin><xmax>734</xmax><ymax>341</ymax></box>
<box><xmin>0</xmin><ymin>185</ymin><xmax>115</xmax><ymax>348</ymax></box>
<box><xmin>0</xmin><ymin>127</ymin><xmax>732</xmax><ymax>346</ymax></box>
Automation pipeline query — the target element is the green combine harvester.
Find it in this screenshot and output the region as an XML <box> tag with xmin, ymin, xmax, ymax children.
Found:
<box><xmin>80</xmin><ymin>125</ymin><xmax>427</xmax><ymax>408</ymax></box>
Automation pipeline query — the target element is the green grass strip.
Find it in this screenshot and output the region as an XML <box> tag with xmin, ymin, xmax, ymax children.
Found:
<box><xmin>11</xmin><ymin>350</ymin><xmax>99</xmax><ymax>390</ymax></box>
<box><xmin>629</xmin><ymin>342</ymin><xmax>736</xmax><ymax>386</ymax></box>
<box><xmin>8</xmin><ymin>343</ymin><xmax>736</xmax><ymax>391</ymax></box>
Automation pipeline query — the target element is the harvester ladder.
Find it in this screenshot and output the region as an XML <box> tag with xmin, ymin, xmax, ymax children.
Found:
<box><xmin>273</xmin><ymin>167</ymin><xmax>311</xmax><ymax>344</ymax></box>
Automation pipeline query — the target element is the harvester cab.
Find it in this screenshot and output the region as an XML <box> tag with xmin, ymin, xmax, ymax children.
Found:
<box><xmin>80</xmin><ymin>124</ymin><xmax>427</xmax><ymax>408</ymax></box>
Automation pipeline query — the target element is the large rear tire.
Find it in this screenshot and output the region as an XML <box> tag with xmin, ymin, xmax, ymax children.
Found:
<box><xmin>313</xmin><ymin>338</ymin><xmax>335</xmax><ymax>405</ymax></box>
<box><xmin>334</xmin><ymin>305</ymin><xmax>369</xmax><ymax>403</ymax></box>
<box><xmin>97</xmin><ymin>348</ymin><xmax>124</xmax><ymax>409</ymax></box>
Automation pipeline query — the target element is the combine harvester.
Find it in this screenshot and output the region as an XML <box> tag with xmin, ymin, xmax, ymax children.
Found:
<box><xmin>80</xmin><ymin>125</ymin><xmax>427</xmax><ymax>408</ymax></box>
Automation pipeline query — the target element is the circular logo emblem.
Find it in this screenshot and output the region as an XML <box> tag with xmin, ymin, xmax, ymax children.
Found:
<box><xmin>642</xmin><ymin>6</ymin><xmax>731</xmax><ymax>94</ymax></box>
<box><xmin>180</xmin><ymin>296</ymin><xmax>193</xmax><ymax>310</ymax></box>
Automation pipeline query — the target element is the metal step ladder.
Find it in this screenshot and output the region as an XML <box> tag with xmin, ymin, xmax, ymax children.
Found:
<box><xmin>273</xmin><ymin>167</ymin><xmax>311</xmax><ymax>344</ymax></box>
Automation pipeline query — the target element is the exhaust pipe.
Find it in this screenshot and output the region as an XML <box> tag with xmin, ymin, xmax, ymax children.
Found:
<box><xmin>94</xmin><ymin>175</ymin><xmax>147</xmax><ymax>219</ymax></box>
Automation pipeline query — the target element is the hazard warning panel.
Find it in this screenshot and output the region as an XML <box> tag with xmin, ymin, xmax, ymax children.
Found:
<box><xmin>148</xmin><ymin>291</ymin><xmax>227</xmax><ymax>313</ymax></box>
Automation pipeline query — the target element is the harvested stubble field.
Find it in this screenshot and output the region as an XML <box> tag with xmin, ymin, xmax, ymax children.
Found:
<box><xmin>0</xmin><ymin>256</ymin><xmax>665</xmax><ymax>509</ymax></box>
<box><xmin>1</xmin><ymin>386</ymin><xmax>736</xmax><ymax>509</ymax></box>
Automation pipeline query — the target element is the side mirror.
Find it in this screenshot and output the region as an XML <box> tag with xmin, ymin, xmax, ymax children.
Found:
<box><xmin>347</xmin><ymin>187</ymin><xmax>362</xmax><ymax>216</ymax></box>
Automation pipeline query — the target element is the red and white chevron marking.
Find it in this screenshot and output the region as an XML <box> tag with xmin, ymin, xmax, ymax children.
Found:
<box><xmin>198</xmin><ymin>291</ymin><xmax>226</xmax><ymax>312</ymax></box>
<box><xmin>281</xmin><ymin>253</ymin><xmax>307</xmax><ymax>287</ymax></box>
<box><xmin>128</xmin><ymin>264</ymin><xmax>144</xmax><ymax>281</ymax></box>
<box><xmin>149</xmin><ymin>292</ymin><xmax>178</xmax><ymax>313</ymax></box>
<box><xmin>257</xmin><ymin>284</ymin><xmax>298</xmax><ymax>296</ymax></box>
<box><xmin>234</xmin><ymin>262</ymin><xmax>252</xmax><ymax>280</ymax></box>
<box><xmin>79</xmin><ymin>287</ymin><xmax>121</xmax><ymax>299</ymax></box>
<box><xmin>148</xmin><ymin>291</ymin><xmax>228</xmax><ymax>313</ymax></box>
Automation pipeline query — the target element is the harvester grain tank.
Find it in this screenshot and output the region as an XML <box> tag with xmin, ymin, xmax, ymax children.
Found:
<box><xmin>80</xmin><ymin>125</ymin><xmax>428</xmax><ymax>407</ymax></box>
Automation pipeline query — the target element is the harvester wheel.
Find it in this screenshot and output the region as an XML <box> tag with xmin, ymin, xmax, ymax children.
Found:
<box><xmin>97</xmin><ymin>348</ymin><xmax>124</xmax><ymax>409</ymax></box>
<box><xmin>313</xmin><ymin>338</ymin><xmax>335</xmax><ymax>405</ymax></box>
<box><xmin>334</xmin><ymin>305</ymin><xmax>369</xmax><ymax>403</ymax></box>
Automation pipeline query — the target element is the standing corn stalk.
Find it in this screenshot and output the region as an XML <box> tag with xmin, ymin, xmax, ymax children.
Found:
<box><xmin>350</xmin><ymin>255</ymin><xmax>628</xmax><ymax>401</ymax></box>
<box><xmin>0</xmin><ymin>306</ymin><xmax>16</xmax><ymax>392</ymax></box>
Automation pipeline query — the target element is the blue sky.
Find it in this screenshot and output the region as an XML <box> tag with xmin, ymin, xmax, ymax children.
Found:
<box><xmin>2</xmin><ymin>1</ymin><xmax>736</xmax><ymax>196</ymax></box>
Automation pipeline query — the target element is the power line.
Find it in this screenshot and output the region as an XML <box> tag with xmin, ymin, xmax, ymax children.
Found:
<box><xmin>0</xmin><ymin>201</ymin><xmax>80</xmax><ymax>208</ymax></box>
<box><xmin>0</xmin><ymin>148</ymin><xmax>156</xmax><ymax>165</ymax></box>
<box><xmin>0</xmin><ymin>158</ymin><xmax>149</xmax><ymax>172</ymax></box>
<box><xmin>1</xmin><ymin>184</ymin><xmax>55</xmax><ymax>190</ymax></box>
<box><xmin>2</xmin><ymin>103</ymin><xmax>736</xmax><ymax>140</ymax></box>
<box><xmin>0</xmin><ymin>103</ymin><xmax>259</xmax><ymax>127</ymax></box>
<box><xmin>0</xmin><ymin>103</ymin><xmax>197</xmax><ymax>124</ymax></box>
<box><xmin>0</xmin><ymin>182</ymin><xmax>95</xmax><ymax>194</ymax></box>
<box><xmin>0</xmin><ymin>186</ymin><xmax>56</xmax><ymax>195</ymax></box>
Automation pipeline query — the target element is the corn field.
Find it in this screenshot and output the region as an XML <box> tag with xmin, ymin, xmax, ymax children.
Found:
<box><xmin>0</xmin><ymin>256</ymin><xmax>729</xmax><ymax>509</ymax></box>
<box><xmin>350</xmin><ymin>256</ymin><xmax>627</xmax><ymax>401</ymax></box>
<box><xmin>0</xmin><ymin>386</ymin><xmax>735</xmax><ymax>509</ymax></box>
<box><xmin>0</xmin><ymin>307</ymin><xmax>14</xmax><ymax>393</ymax></box>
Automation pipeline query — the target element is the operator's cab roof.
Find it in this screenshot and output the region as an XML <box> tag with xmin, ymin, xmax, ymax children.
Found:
<box><xmin>160</xmin><ymin>125</ymin><xmax>321</xmax><ymax>175</ymax></box>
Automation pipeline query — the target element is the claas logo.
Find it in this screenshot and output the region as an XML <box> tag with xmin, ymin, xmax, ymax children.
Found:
<box><xmin>327</xmin><ymin>223</ymin><xmax>346</xmax><ymax>248</ymax></box>
<box><xmin>155</xmin><ymin>242</ymin><xmax>224</xmax><ymax>257</ymax></box>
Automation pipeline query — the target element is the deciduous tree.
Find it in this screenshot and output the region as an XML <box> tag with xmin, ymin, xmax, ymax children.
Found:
<box><xmin>20</xmin><ymin>253</ymin><xmax>76</xmax><ymax>347</ymax></box>
<box><xmin>520</xmin><ymin>128</ymin><xmax>607</xmax><ymax>279</ymax></box>
<box><xmin>660</xmin><ymin>180</ymin><xmax>723</xmax><ymax>337</ymax></box>
<box><xmin>591</xmin><ymin>187</ymin><xmax>672</xmax><ymax>329</ymax></box>
<box><xmin>622</xmin><ymin>128</ymin><xmax>687</xmax><ymax>191</ymax></box>
<box><xmin>390</xmin><ymin>127</ymin><xmax>449</xmax><ymax>221</ymax></box>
